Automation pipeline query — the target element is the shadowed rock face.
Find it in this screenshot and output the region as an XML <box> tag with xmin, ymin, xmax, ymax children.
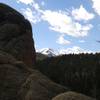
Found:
<box><xmin>0</xmin><ymin>3</ymin><xmax>36</xmax><ymax>67</ymax></box>
<box><xmin>0</xmin><ymin>50</ymin><xmax>67</xmax><ymax>100</ymax></box>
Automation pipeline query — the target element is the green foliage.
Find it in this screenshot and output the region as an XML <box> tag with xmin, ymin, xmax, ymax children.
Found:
<box><xmin>36</xmin><ymin>53</ymin><xmax>99</xmax><ymax>98</ymax></box>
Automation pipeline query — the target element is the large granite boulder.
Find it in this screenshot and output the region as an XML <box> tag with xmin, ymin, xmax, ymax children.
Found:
<box><xmin>0</xmin><ymin>3</ymin><xmax>36</xmax><ymax>68</ymax></box>
<box><xmin>52</xmin><ymin>92</ymin><xmax>96</xmax><ymax>100</ymax></box>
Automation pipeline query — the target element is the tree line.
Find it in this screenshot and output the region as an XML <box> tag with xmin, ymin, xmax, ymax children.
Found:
<box><xmin>36</xmin><ymin>53</ymin><xmax>99</xmax><ymax>98</ymax></box>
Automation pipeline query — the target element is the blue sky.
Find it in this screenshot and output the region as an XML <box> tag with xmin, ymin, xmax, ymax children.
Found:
<box><xmin>0</xmin><ymin>0</ymin><xmax>100</xmax><ymax>54</ymax></box>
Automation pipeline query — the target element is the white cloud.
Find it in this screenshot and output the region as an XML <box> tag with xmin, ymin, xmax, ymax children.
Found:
<box><xmin>17</xmin><ymin>0</ymin><xmax>33</xmax><ymax>5</ymax></box>
<box><xmin>16</xmin><ymin>0</ymin><xmax>93</xmax><ymax>38</ymax></box>
<box><xmin>56</xmin><ymin>35</ymin><xmax>71</xmax><ymax>45</ymax></box>
<box><xmin>17</xmin><ymin>0</ymin><xmax>43</xmax><ymax>24</ymax></box>
<box><xmin>22</xmin><ymin>8</ymin><xmax>41</xmax><ymax>24</ymax></box>
<box><xmin>42</xmin><ymin>10</ymin><xmax>93</xmax><ymax>37</ymax></box>
<box><xmin>32</xmin><ymin>1</ymin><xmax>41</xmax><ymax>12</ymax></box>
<box><xmin>79</xmin><ymin>40</ymin><xmax>85</xmax><ymax>43</ymax></box>
<box><xmin>17</xmin><ymin>0</ymin><xmax>41</xmax><ymax>12</ymax></box>
<box><xmin>72</xmin><ymin>5</ymin><xmax>94</xmax><ymax>21</ymax></box>
<box><xmin>59</xmin><ymin>46</ymin><xmax>92</xmax><ymax>54</ymax></box>
<box><xmin>91</xmin><ymin>0</ymin><xmax>100</xmax><ymax>15</ymax></box>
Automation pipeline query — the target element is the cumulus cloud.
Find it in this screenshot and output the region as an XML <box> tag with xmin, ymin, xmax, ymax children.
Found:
<box><xmin>18</xmin><ymin>0</ymin><xmax>42</xmax><ymax>24</ymax></box>
<box><xmin>91</xmin><ymin>0</ymin><xmax>100</xmax><ymax>15</ymax></box>
<box><xmin>17</xmin><ymin>0</ymin><xmax>41</xmax><ymax>12</ymax></box>
<box><xmin>72</xmin><ymin>5</ymin><xmax>95</xmax><ymax>21</ymax></box>
<box><xmin>32</xmin><ymin>1</ymin><xmax>41</xmax><ymax>12</ymax></box>
<box><xmin>16</xmin><ymin>0</ymin><xmax>93</xmax><ymax>39</ymax></box>
<box><xmin>22</xmin><ymin>8</ymin><xmax>41</xmax><ymax>23</ymax></box>
<box><xmin>17</xmin><ymin>0</ymin><xmax>33</xmax><ymax>5</ymax></box>
<box><xmin>42</xmin><ymin>10</ymin><xmax>93</xmax><ymax>37</ymax></box>
<box><xmin>59</xmin><ymin>46</ymin><xmax>92</xmax><ymax>54</ymax></box>
<box><xmin>56</xmin><ymin>35</ymin><xmax>71</xmax><ymax>45</ymax></box>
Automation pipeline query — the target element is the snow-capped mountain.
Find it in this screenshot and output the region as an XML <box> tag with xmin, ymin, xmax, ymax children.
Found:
<box><xmin>36</xmin><ymin>47</ymin><xmax>92</xmax><ymax>57</ymax></box>
<box><xmin>36</xmin><ymin>48</ymin><xmax>58</xmax><ymax>57</ymax></box>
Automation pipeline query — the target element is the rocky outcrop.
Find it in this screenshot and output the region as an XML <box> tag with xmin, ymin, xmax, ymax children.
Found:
<box><xmin>0</xmin><ymin>3</ymin><xmax>36</xmax><ymax>68</ymax></box>
<box><xmin>0</xmin><ymin>50</ymin><xmax>67</xmax><ymax>100</ymax></box>
<box><xmin>52</xmin><ymin>92</ymin><xmax>95</xmax><ymax>100</ymax></box>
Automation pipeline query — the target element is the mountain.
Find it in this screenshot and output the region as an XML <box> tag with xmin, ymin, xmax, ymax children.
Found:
<box><xmin>36</xmin><ymin>47</ymin><xmax>91</xmax><ymax>57</ymax></box>
<box><xmin>37</xmin><ymin>48</ymin><xmax>58</xmax><ymax>57</ymax></box>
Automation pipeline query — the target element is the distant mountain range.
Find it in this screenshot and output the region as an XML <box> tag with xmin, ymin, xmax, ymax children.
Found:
<box><xmin>36</xmin><ymin>47</ymin><xmax>92</xmax><ymax>57</ymax></box>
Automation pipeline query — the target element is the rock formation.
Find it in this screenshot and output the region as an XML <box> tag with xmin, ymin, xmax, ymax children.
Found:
<box><xmin>0</xmin><ymin>3</ymin><xmax>36</xmax><ymax>67</ymax></box>
<box><xmin>52</xmin><ymin>92</ymin><xmax>96</xmax><ymax>100</ymax></box>
<box><xmin>0</xmin><ymin>51</ymin><xmax>68</xmax><ymax>100</ymax></box>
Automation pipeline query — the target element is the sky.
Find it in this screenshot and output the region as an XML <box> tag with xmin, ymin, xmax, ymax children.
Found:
<box><xmin>0</xmin><ymin>0</ymin><xmax>100</xmax><ymax>54</ymax></box>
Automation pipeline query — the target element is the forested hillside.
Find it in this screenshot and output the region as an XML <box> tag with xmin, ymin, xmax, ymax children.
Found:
<box><xmin>36</xmin><ymin>53</ymin><xmax>99</xmax><ymax>98</ymax></box>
